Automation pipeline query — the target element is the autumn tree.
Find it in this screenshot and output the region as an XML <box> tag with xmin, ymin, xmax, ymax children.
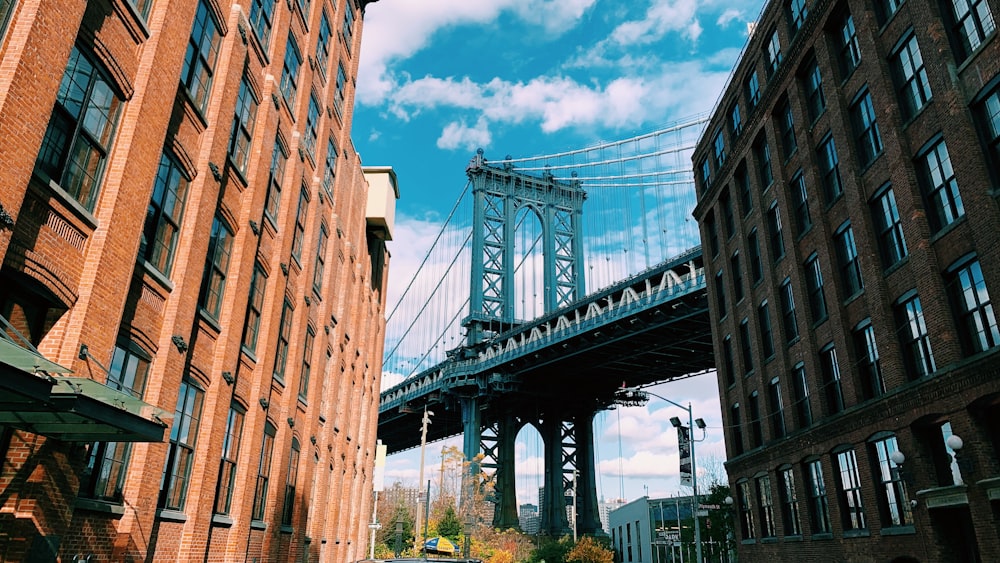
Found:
<box><xmin>438</xmin><ymin>504</ymin><xmax>463</xmax><ymax>541</ymax></box>
<box><xmin>566</xmin><ymin>536</ymin><xmax>614</xmax><ymax>563</ymax></box>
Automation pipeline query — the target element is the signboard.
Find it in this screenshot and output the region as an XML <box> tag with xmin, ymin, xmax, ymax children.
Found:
<box><xmin>373</xmin><ymin>441</ymin><xmax>388</xmax><ymax>492</ymax></box>
<box><xmin>677</xmin><ymin>425</ymin><xmax>692</xmax><ymax>487</ymax></box>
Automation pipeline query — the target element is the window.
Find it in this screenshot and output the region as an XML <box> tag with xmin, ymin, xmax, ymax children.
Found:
<box><xmin>893</xmin><ymin>34</ymin><xmax>932</xmax><ymax>120</ymax></box>
<box><xmin>820</xmin><ymin>345</ymin><xmax>844</xmax><ymax>414</ymax></box>
<box><xmin>731</xmin><ymin>252</ymin><xmax>744</xmax><ymax>302</ymax></box>
<box><xmin>248</xmin><ymin>0</ymin><xmax>276</xmax><ymax>49</ymax></box>
<box><xmin>834</xmin><ymin>222</ymin><xmax>863</xmax><ymax>297</ymax></box>
<box><xmin>304</xmin><ymin>93</ymin><xmax>320</xmax><ymax>160</ymax></box>
<box><xmin>871</xmin><ymin>185</ymin><xmax>907</xmax><ymax>268</ymax></box>
<box><xmin>806</xmin><ymin>459</ymin><xmax>832</xmax><ymax>533</ymax></box>
<box><xmin>182</xmin><ymin>1</ymin><xmax>221</xmax><ymax>113</ymax></box>
<box><xmin>82</xmin><ymin>344</ymin><xmax>150</xmax><ymax>502</ymax></box>
<box><xmin>817</xmin><ymin>134</ymin><xmax>842</xmax><ymax>203</ymax></box>
<box><xmin>315</xmin><ymin>10</ymin><xmax>332</xmax><ymax>75</ymax></box>
<box><xmin>777</xmin><ymin>98</ymin><xmax>797</xmax><ymax>158</ymax></box>
<box><xmin>298</xmin><ymin>327</ymin><xmax>315</xmax><ymax>401</ymax></box>
<box><xmin>199</xmin><ymin>216</ymin><xmax>234</xmax><ymax>320</ymax></box>
<box><xmin>835</xmin><ymin>449</ymin><xmax>867</xmax><ymax>531</ymax></box>
<box><xmin>323</xmin><ymin>138</ymin><xmax>338</xmax><ymax>197</ymax></box>
<box><xmin>707</xmin><ymin>211</ymin><xmax>719</xmax><ymax>256</ymax></box>
<box><xmin>749</xmin><ymin>390</ymin><xmax>763</xmax><ymax>447</ymax></box>
<box><xmin>160</xmin><ymin>379</ymin><xmax>205</xmax><ymax>510</ymax></box>
<box><xmin>699</xmin><ymin>156</ymin><xmax>712</xmax><ymax>190</ymax></box>
<box><xmin>801</xmin><ymin>57</ymin><xmax>826</xmax><ymax>121</ymax></box>
<box><xmin>723</xmin><ymin>335</ymin><xmax>736</xmax><ymax>387</ymax></box>
<box><xmin>731</xmin><ymin>103</ymin><xmax>743</xmax><ymax>138</ymax></box>
<box><xmin>334</xmin><ymin>62</ymin><xmax>347</xmax><ymax>117</ymax></box>
<box><xmin>757</xmin><ymin>474</ymin><xmax>776</xmax><ymax>537</ymax></box>
<box><xmin>296</xmin><ymin>0</ymin><xmax>311</xmax><ymax>20</ymax></box>
<box><xmin>766</xmin><ymin>203</ymin><xmax>784</xmax><ymax>261</ymax></box>
<box><xmin>850</xmin><ymin>89</ymin><xmax>883</xmax><ymax>167</ymax></box>
<box><xmin>805</xmin><ymin>254</ymin><xmax>827</xmax><ymax>323</ymax></box>
<box><xmin>281</xmin><ymin>438</ymin><xmax>301</xmax><ymax>525</ymax></box>
<box><xmin>758</xmin><ymin>300</ymin><xmax>775</xmax><ymax>360</ymax></box>
<box><xmin>142</xmin><ymin>152</ymin><xmax>189</xmax><ymax>276</ymax></box>
<box><xmin>946</xmin><ymin>257</ymin><xmax>1000</xmax><ymax>354</ymax></box>
<box><xmin>769</xmin><ymin>377</ymin><xmax>786</xmax><ymax>438</ymax></box>
<box><xmin>274</xmin><ymin>298</ymin><xmax>293</xmax><ymax>383</ymax></box>
<box><xmin>722</xmin><ymin>189</ymin><xmax>735</xmax><ymax>238</ymax></box>
<box><xmin>976</xmin><ymin>82</ymin><xmax>1000</xmax><ymax>178</ymax></box>
<box><xmin>731</xmin><ymin>403</ymin><xmax>745</xmax><ymax>455</ymax></box>
<box><xmin>740</xmin><ymin>318</ymin><xmax>754</xmax><ymax>375</ymax></box>
<box><xmin>948</xmin><ymin>0</ymin><xmax>996</xmax><ymax>61</ymax></box>
<box><xmin>739</xmin><ymin>480</ymin><xmax>756</xmax><ymax>538</ymax></box>
<box><xmin>291</xmin><ymin>186</ymin><xmax>309</xmax><ymax>262</ymax></box>
<box><xmin>790</xmin><ymin>172</ymin><xmax>811</xmax><ymax>235</ymax></box>
<box><xmin>780</xmin><ymin>278</ymin><xmax>799</xmax><ymax>343</ymax></box>
<box><xmin>895</xmin><ymin>292</ymin><xmax>936</xmax><ymax>379</ymax></box>
<box><xmin>917</xmin><ymin>138</ymin><xmax>964</xmax><ymax>232</ymax></box>
<box><xmin>753</xmin><ymin>135</ymin><xmax>773</xmax><ymax>188</ymax></box>
<box><xmin>342</xmin><ymin>0</ymin><xmax>356</xmax><ymax>49</ymax></box>
<box><xmin>243</xmin><ymin>264</ymin><xmax>267</xmax><ymax>352</ymax></box>
<box><xmin>853</xmin><ymin>321</ymin><xmax>885</xmax><ymax>400</ymax></box>
<box><xmin>876</xmin><ymin>0</ymin><xmax>905</xmax><ymax>24</ymax></box>
<box><xmin>0</xmin><ymin>0</ymin><xmax>16</xmax><ymax>40</ymax></box>
<box><xmin>713</xmin><ymin>128</ymin><xmax>726</xmax><ymax>170</ymax></box>
<box><xmin>746</xmin><ymin>71</ymin><xmax>761</xmax><ymax>110</ymax></box>
<box><xmin>779</xmin><ymin>466</ymin><xmax>802</xmax><ymax>536</ymax></box>
<box><xmin>766</xmin><ymin>30</ymin><xmax>782</xmax><ymax>77</ymax></box>
<box><xmin>279</xmin><ymin>34</ymin><xmax>302</xmax><ymax>107</ymax></box>
<box><xmin>216</xmin><ymin>404</ymin><xmax>245</xmax><ymax>515</ymax></box>
<box><xmin>837</xmin><ymin>12</ymin><xmax>862</xmax><ymax>77</ymax></box>
<box><xmin>714</xmin><ymin>270</ymin><xmax>727</xmax><ymax>319</ymax></box>
<box><xmin>313</xmin><ymin>223</ymin><xmax>329</xmax><ymax>294</ymax></box>
<box><xmin>264</xmin><ymin>137</ymin><xmax>287</xmax><ymax>222</ymax></box>
<box><xmin>787</xmin><ymin>0</ymin><xmax>808</xmax><ymax>34</ymax></box>
<box><xmin>870</xmin><ymin>434</ymin><xmax>911</xmax><ymax>527</ymax></box>
<box><xmin>35</xmin><ymin>46</ymin><xmax>123</xmax><ymax>211</ymax></box>
<box><xmin>737</xmin><ymin>162</ymin><xmax>752</xmax><ymax>216</ymax></box>
<box><xmin>252</xmin><ymin>422</ymin><xmax>276</xmax><ymax>521</ymax></box>
<box><xmin>230</xmin><ymin>75</ymin><xmax>258</xmax><ymax>174</ymax></box>
<box><xmin>748</xmin><ymin>229</ymin><xmax>763</xmax><ymax>283</ymax></box>
<box><xmin>792</xmin><ymin>362</ymin><xmax>812</xmax><ymax>428</ymax></box>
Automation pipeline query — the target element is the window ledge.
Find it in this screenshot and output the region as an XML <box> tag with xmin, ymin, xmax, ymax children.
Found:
<box><xmin>141</xmin><ymin>259</ymin><xmax>175</xmax><ymax>292</ymax></box>
<box><xmin>843</xmin><ymin>529</ymin><xmax>870</xmax><ymax>539</ymax></box>
<box><xmin>880</xmin><ymin>525</ymin><xmax>915</xmax><ymax>536</ymax></box>
<box><xmin>928</xmin><ymin>214</ymin><xmax>967</xmax><ymax>243</ymax></box>
<box><xmin>74</xmin><ymin>497</ymin><xmax>126</xmax><ymax>517</ymax></box>
<box><xmin>35</xmin><ymin>173</ymin><xmax>99</xmax><ymax>230</ymax></box>
<box><xmin>198</xmin><ymin>307</ymin><xmax>222</xmax><ymax>334</ymax></box>
<box><xmin>956</xmin><ymin>31</ymin><xmax>997</xmax><ymax>75</ymax></box>
<box><xmin>280</xmin><ymin>524</ymin><xmax>294</xmax><ymax>534</ymax></box>
<box><xmin>156</xmin><ymin>509</ymin><xmax>187</xmax><ymax>523</ymax></box>
<box><xmin>741</xmin><ymin>539</ymin><xmax>757</xmax><ymax>545</ymax></box>
<box><xmin>916</xmin><ymin>484</ymin><xmax>969</xmax><ymax>508</ymax></box>
<box><xmin>810</xmin><ymin>532</ymin><xmax>833</xmax><ymax>541</ymax></box>
<box><xmin>251</xmin><ymin>520</ymin><xmax>268</xmax><ymax>531</ymax></box>
<box><xmin>760</xmin><ymin>536</ymin><xmax>779</xmax><ymax>544</ymax></box>
<box><xmin>212</xmin><ymin>514</ymin><xmax>234</xmax><ymax>528</ymax></box>
<box><xmin>782</xmin><ymin>534</ymin><xmax>803</xmax><ymax>542</ymax></box>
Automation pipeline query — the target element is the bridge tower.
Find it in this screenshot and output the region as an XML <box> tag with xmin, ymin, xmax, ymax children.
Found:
<box><xmin>461</xmin><ymin>150</ymin><xmax>602</xmax><ymax>537</ymax></box>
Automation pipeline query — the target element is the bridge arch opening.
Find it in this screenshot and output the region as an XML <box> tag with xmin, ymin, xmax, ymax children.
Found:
<box><xmin>513</xmin><ymin>421</ymin><xmax>544</xmax><ymax>526</ymax></box>
<box><xmin>513</xmin><ymin>203</ymin><xmax>545</xmax><ymax>321</ymax></box>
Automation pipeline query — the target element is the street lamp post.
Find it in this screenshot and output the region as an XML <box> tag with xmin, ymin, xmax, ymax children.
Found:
<box><xmin>616</xmin><ymin>386</ymin><xmax>706</xmax><ymax>563</ymax></box>
<box><xmin>414</xmin><ymin>406</ymin><xmax>433</xmax><ymax>556</ymax></box>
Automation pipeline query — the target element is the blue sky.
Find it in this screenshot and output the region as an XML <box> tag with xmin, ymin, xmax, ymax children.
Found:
<box><xmin>354</xmin><ymin>0</ymin><xmax>764</xmax><ymax>505</ymax></box>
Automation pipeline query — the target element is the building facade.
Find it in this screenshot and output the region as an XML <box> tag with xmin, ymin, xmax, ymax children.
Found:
<box><xmin>0</xmin><ymin>0</ymin><xmax>395</xmax><ymax>561</ymax></box>
<box><xmin>692</xmin><ymin>0</ymin><xmax>1000</xmax><ymax>561</ymax></box>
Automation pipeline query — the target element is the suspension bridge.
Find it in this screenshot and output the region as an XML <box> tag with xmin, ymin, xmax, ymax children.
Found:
<box><xmin>376</xmin><ymin>115</ymin><xmax>716</xmax><ymax>536</ymax></box>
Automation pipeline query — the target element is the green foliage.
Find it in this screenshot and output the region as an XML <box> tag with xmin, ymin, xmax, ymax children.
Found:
<box><xmin>437</xmin><ymin>504</ymin><xmax>463</xmax><ymax>541</ymax></box>
<box><xmin>527</xmin><ymin>535</ymin><xmax>572</xmax><ymax>563</ymax></box>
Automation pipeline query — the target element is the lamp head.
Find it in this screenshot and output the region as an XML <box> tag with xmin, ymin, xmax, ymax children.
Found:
<box><xmin>946</xmin><ymin>434</ymin><xmax>963</xmax><ymax>451</ymax></box>
<box><xmin>695</xmin><ymin>418</ymin><xmax>707</xmax><ymax>430</ymax></box>
<box><xmin>724</xmin><ymin>496</ymin><xmax>734</xmax><ymax>506</ymax></box>
<box><xmin>889</xmin><ymin>450</ymin><xmax>905</xmax><ymax>466</ymax></box>
<box><xmin>670</xmin><ymin>416</ymin><xmax>682</xmax><ymax>428</ymax></box>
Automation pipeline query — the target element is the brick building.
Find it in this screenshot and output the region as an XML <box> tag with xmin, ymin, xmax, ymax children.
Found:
<box><xmin>692</xmin><ymin>0</ymin><xmax>1000</xmax><ymax>561</ymax></box>
<box><xmin>0</xmin><ymin>0</ymin><xmax>395</xmax><ymax>561</ymax></box>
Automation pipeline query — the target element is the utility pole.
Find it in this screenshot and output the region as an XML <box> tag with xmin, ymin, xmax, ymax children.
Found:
<box><xmin>414</xmin><ymin>407</ymin><xmax>433</xmax><ymax>554</ymax></box>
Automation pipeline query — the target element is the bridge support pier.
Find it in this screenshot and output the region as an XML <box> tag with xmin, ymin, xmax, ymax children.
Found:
<box><xmin>539</xmin><ymin>415</ymin><xmax>571</xmax><ymax>537</ymax></box>
<box><xmin>573</xmin><ymin>410</ymin><xmax>605</xmax><ymax>536</ymax></box>
<box><xmin>491</xmin><ymin>411</ymin><xmax>520</xmax><ymax>530</ymax></box>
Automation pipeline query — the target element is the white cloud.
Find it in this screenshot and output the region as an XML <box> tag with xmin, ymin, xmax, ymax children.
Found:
<box><xmin>437</xmin><ymin>116</ymin><xmax>492</xmax><ymax>151</ymax></box>
<box><xmin>716</xmin><ymin>8</ymin><xmax>743</xmax><ymax>28</ymax></box>
<box><xmin>609</xmin><ymin>0</ymin><xmax>701</xmax><ymax>46</ymax></box>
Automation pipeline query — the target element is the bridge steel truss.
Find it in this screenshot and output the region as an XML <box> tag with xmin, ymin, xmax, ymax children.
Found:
<box><xmin>463</xmin><ymin>149</ymin><xmax>586</xmax><ymax>346</ymax></box>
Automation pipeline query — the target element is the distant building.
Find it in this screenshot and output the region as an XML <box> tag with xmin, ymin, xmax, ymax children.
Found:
<box><xmin>0</xmin><ymin>1</ymin><xmax>393</xmax><ymax>561</ymax></box>
<box><xmin>519</xmin><ymin>503</ymin><xmax>540</xmax><ymax>535</ymax></box>
<box><xmin>693</xmin><ymin>0</ymin><xmax>1000</xmax><ymax>561</ymax></box>
<box><xmin>610</xmin><ymin>495</ymin><xmax>738</xmax><ymax>563</ymax></box>
<box><xmin>383</xmin><ymin>482</ymin><xmax>421</xmax><ymax>513</ymax></box>
<box><xmin>598</xmin><ymin>497</ymin><xmax>629</xmax><ymax>534</ymax></box>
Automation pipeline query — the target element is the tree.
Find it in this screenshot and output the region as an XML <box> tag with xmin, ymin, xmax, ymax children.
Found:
<box><xmin>438</xmin><ymin>504</ymin><xmax>463</xmax><ymax>541</ymax></box>
<box><xmin>566</xmin><ymin>536</ymin><xmax>614</xmax><ymax>563</ymax></box>
<box><xmin>528</xmin><ymin>535</ymin><xmax>572</xmax><ymax>563</ymax></box>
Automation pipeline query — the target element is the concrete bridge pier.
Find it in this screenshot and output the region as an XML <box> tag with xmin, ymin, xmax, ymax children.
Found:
<box><xmin>539</xmin><ymin>414</ymin><xmax>571</xmax><ymax>536</ymax></box>
<box><xmin>490</xmin><ymin>411</ymin><xmax>520</xmax><ymax>530</ymax></box>
<box><xmin>573</xmin><ymin>410</ymin><xmax>605</xmax><ymax>536</ymax></box>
